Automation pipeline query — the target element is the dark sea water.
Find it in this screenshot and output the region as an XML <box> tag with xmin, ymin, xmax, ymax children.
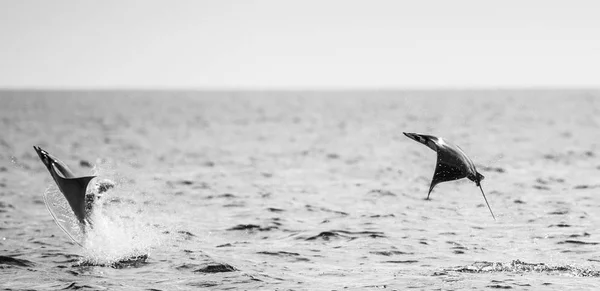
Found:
<box><xmin>1</xmin><ymin>90</ymin><xmax>600</xmax><ymax>290</ymax></box>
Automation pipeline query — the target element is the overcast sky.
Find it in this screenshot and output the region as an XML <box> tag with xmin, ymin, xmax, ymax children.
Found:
<box><xmin>1</xmin><ymin>0</ymin><xmax>599</xmax><ymax>89</ymax></box>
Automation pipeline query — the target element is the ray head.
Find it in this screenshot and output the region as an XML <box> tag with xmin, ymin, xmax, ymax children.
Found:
<box><xmin>33</xmin><ymin>145</ymin><xmax>54</xmax><ymax>170</ymax></box>
<box><xmin>33</xmin><ymin>145</ymin><xmax>71</xmax><ymax>178</ymax></box>
<box><xmin>403</xmin><ymin>132</ymin><xmax>439</xmax><ymax>152</ymax></box>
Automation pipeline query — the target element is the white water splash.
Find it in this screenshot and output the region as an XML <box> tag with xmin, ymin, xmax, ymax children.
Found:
<box><xmin>80</xmin><ymin>160</ymin><xmax>168</xmax><ymax>265</ymax></box>
<box><xmin>42</xmin><ymin>159</ymin><xmax>168</xmax><ymax>265</ymax></box>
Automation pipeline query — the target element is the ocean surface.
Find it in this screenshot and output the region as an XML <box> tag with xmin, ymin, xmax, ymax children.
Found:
<box><xmin>1</xmin><ymin>90</ymin><xmax>600</xmax><ymax>290</ymax></box>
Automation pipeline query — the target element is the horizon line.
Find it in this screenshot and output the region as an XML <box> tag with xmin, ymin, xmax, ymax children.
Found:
<box><xmin>1</xmin><ymin>86</ymin><xmax>600</xmax><ymax>92</ymax></box>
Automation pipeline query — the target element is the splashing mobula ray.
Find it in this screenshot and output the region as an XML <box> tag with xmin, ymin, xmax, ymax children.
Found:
<box><xmin>34</xmin><ymin>146</ymin><xmax>151</xmax><ymax>265</ymax></box>
<box><xmin>34</xmin><ymin>146</ymin><xmax>96</xmax><ymax>226</ymax></box>
<box><xmin>403</xmin><ymin>133</ymin><xmax>496</xmax><ymax>220</ymax></box>
<box><xmin>33</xmin><ymin>146</ymin><xmax>114</xmax><ymax>246</ymax></box>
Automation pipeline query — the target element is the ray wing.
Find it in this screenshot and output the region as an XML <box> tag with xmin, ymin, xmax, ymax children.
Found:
<box><xmin>51</xmin><ymin>173</ymin><xmax>95</xmax><ymax>225</ymax></box>
<box><xmin>427</xmin><ymin>150</ymin><xmax>470</xmax><ymax>199</ymax></box>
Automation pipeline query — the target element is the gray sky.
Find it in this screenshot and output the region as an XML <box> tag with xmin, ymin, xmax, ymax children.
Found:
<box><xmin>1</xmin><ymin>0</ymin><xmax>599</xmax><ymax>89</ymax></box>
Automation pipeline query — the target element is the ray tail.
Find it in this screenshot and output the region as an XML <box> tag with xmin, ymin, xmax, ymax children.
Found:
<box><xmin>478</xmin><ymin>184</ymin><xmax>496</xmax><ymax>221</ymax></box>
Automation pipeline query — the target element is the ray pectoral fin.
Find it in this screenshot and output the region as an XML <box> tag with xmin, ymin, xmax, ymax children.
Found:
<box><xmin>53</xmin><ymin>174</ymin><xmax>96</xmax><ymax>225</ymax></box>
<box><xmin>426</xmin><ymin>182</ymin><xmax>436</xmax><ymax>200</ymax></box>
<box><xmin>426</xmin><ymin>158</ymin><xmax>468</xmax><ymax>200</ymax></box>
<box><xmin>432</xmin><ymin>160</ymin><xmax>467</xmax><ymax>185</ymax></box>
